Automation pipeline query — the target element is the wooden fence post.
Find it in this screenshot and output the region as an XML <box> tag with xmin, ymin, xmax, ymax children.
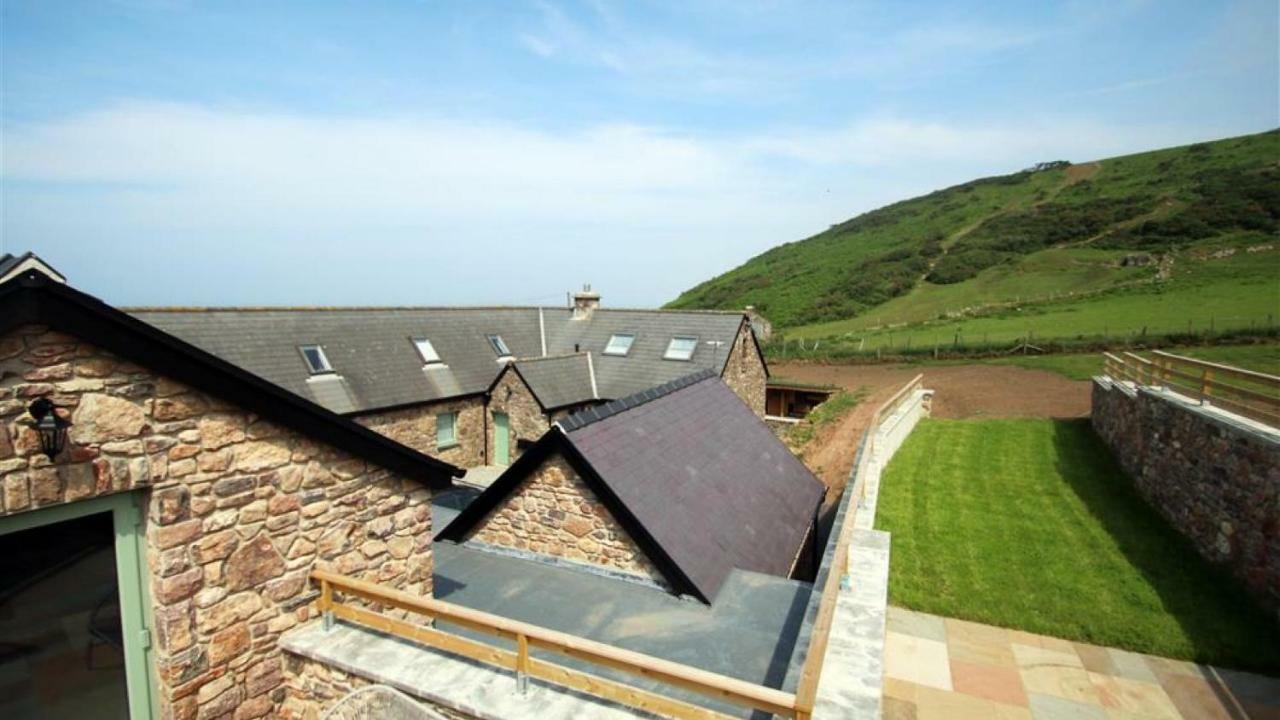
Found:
<box><xmin>517</xmin><ymin>633</ymin><xmax>530</xmax><ymax>694</ymax></box>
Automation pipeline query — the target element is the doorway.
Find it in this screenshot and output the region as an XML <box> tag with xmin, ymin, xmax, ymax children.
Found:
<box><xmin>0</xmin><ymin>493</ymin><xmax>155</xmax><ymax>719</ymax></box>
<box><xmin>493</xmin><ymin>412</ymin><xmax>510</xmax><ymax>465</ymax></box>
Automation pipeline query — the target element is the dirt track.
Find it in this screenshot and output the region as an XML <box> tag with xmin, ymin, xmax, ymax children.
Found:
<box><xmin>776</xmin><ymin>362</ymin><xmax>1091</xmax><ymax>498</ymax></box>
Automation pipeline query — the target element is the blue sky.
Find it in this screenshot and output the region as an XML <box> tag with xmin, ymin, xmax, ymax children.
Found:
<box><xmin>2</xmin><ymin>1</ymin><xmax>1276</xmax><ymax>307</ymax></box>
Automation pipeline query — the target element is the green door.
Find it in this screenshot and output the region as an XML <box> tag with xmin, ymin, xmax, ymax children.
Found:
<box><xmin>494</xmin><ymin>412</ymin><xmax>510</xmax><ymax>465</ymax></box>
<box><xmin>0</xmin><ymin>492</ymin><xmax>156</xmax><ymax>719</ymax></box>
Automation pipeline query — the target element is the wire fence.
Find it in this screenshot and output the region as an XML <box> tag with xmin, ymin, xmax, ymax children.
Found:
<box><xmin>767</xmin><ymin>313</ymin><xmax>1279</xmax><ymax>363</ymax></box>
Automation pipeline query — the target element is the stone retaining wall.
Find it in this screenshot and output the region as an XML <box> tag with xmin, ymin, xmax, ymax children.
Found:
<box><xmin>0</xmin><ymin>324</ymin><xmax>437</xmax><ymax>719</ymax></box>
<box><xmin>1092</xmin><ymin>379</ymin><xmax>1280</xmax><ymax>617</ymax></box>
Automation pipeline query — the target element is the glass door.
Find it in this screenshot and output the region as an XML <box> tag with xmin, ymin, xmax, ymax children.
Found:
<box><xmin>0</xmin><ymin>493</ymin><xmax>154</xmax><ymax>719</ymax></box>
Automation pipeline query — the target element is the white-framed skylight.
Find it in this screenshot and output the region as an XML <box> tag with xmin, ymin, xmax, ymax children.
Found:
<box><xmin>603</xmin><ymin>333</ymin><xmax>636</xmax><ymax>356</ymax></box>
<box><xmin>488</xmin><ymin>334</ymin><xmax>512</xmax><ymax>358</ymax></box>
<box><xmin>664</xmin><ymin>336</ymin><xmax>698</xmax><ymax>361</ymax></box>
<box><xmin>299</xmin><ymin>345</ymin><xmax>333</xmax><ymax>374</ymax></box>
<box><xmin>412</xmin><ymin>337</ymin><xmax>443</xmax><ymax>365</ymax></box>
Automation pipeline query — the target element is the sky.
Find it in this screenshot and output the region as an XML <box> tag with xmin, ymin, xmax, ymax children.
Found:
<box><xmin>1</xmin><ymin>1</ymin><xmax>1276</xmax><ymax>308</ymax></box>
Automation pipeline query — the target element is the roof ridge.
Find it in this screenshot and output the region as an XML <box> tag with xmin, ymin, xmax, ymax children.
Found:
<box><xmin>515</xmin><ymin>351</ymin><xmax>588</xmax><ymax>364</ymax></box>
<box><xmin>559</xmin><ymin>368</ymin><xmax>717</xmax><ymax>432</ymax></box>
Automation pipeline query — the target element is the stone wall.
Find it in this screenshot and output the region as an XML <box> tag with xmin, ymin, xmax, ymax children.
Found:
<box><xmin>1092</xmin><ymin>379</ymin><xmax>1280</xmax><ymax>616</ymax></box>
<box><xmin>0</xmin><ymin>324</ymin><xmax>436</xmax><ymax>720</ymax></box>
<box><xmin>722</xmin><ymin>323</ymin><xmax>768</xmax><ymax>418</ymax></box>
<box><xmin>464</xmin><ymin>454</ymin><xmax>667</xmax><ymax>588</ymax></box>
<box><xmin>485</xmin><ymin>368</ymin><xmax>549</xmax><ymax>465</ymax></box>
<box><xmin>355</xmin><ymin>396</ymin><xmax>485</xmax><ymax>468</ymax></box>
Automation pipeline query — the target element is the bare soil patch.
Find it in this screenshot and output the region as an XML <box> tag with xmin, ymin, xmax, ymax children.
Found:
<box><xmin>776</xmin><ymin>362</ymin><xmax>1091</xmax><ymax>499</ymax></box>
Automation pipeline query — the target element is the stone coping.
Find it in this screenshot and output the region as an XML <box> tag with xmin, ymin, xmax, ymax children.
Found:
<box><xmin>281</xmin><ymin>621</ymin><xmax>662</xmax><ymax>720</ymax></box>
<box><xmin>1093</xmin><ymin>376</ymin><xmax>1280</xmax><ymax>443</ymax></box>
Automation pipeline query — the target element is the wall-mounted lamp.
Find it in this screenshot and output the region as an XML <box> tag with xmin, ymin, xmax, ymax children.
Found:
<box><xmin>28</xmin><ymin>397</ymin><xmax>71</xmax><ymax>461</ymax></box>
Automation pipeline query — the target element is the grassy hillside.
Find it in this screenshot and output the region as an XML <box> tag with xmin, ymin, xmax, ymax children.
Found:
<box><xmin>667</xmin><ymin>130</ymin><xmax>1279</xmax><ymax>347</ymax></box>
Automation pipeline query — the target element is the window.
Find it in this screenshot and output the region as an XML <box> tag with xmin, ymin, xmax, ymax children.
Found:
<box><xmin>436</xmin><ymin>412</ymin><xmax>458</xmax><ymax>449</ymax></box>
<box><xmin>603</xmin><ymin>333</ymin><xmax>635</xmax><ymax>356</ymax></box>
<box><xmin>664</xmin><ymin>336</ymin><xmax>698</xmax><ymax>361</ymax></box>
<box><xmin>299</xmin><ymin>345</ymin><xmax>333</xmax><ymax>374</ymax></box>
<box><xmin>413</xmin><ymin>337</ymin><xmax>442</xmax><ymax>365</ymax></box>
<box><xmin>487</xmin><ymin>334</ymin><xmax>512</xmax><ymax>357</ymax></box>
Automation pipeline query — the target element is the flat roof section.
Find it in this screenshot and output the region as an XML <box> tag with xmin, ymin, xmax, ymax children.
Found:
<box><xmin>433</xmin><ymin>542</ymin><xmax>812</xmax><ymax>708</ymax></box>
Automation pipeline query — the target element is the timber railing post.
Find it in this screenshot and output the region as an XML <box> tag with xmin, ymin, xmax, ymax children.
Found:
<box><xmin>320</xmin><ymin>577</ymin><xmax>334</xmax><ymax>631</ymax></box>
<box><xmin>516</xmin><ymin>632</ymin><xmax>530</xmax><ymax>694</ymax></box>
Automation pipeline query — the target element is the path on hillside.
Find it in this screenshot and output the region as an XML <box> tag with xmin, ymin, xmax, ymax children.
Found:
<box><xmin>780</xmin><ymin>362</ymin><xmax>1091</xmax><ymax>501</ymax></box>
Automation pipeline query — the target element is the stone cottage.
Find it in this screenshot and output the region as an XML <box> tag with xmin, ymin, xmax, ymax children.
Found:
<box><xmin>438</xmin><ymin>370</ymin><xmax>826</xmax><ymax>604</ymax></box>
<box><xmin>0</xmin><ymin>268</ymin><xmax>460</xmax><ymax>719</ymax></box>
<box><xmin>131</xmin><ymin>288</ymin><xmax>768</xmax><ymax>472</ymax></box>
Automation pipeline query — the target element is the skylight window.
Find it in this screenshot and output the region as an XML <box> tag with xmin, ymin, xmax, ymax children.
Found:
<box><xmin>488</xmin><ymin>334</ymin><xmax>512</xmax><ymax>357</ymax></box>
<box><xmin>299</xmin><ymin>345</ymin><xmax>333</xmax><ymax>374</ymax></box>
<box><xmin>603</xmin><ymin>333</ymin><xmax>635</xmax><ymax>356</ymax></box>
<box><xmin>664</xmin><ymin>336</ymin><xmax>698</xmax><ymax>361</ymax></box>
<box><xmin>413</xmin><ymin>337</ymin><xmax>442</xmax><ymax>365</ymax></box>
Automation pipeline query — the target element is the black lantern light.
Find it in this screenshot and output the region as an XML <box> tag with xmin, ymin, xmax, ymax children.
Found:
<box><xmin>28</xmin><ymin>397</ymin><xmax>71</xmax><ymax>461</ymax></box>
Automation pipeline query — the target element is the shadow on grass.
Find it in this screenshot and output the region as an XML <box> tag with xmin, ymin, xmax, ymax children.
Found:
<box><xmin>1051</xmin><ymin>419</ymin><xmax>1280</xmax><ymax>683</ymax></box>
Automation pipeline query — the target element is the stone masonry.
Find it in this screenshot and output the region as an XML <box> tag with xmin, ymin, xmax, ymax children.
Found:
<box><xmin>0</xmin><ymin>324</ymin><xmax>437</xmax><ymax>720</ymax></box>
<box><xmin>1092</xmin><ymin>379</ymin><xmax>1280</xmax><ymax>617</ymax></box>
<box><xmin>280</xmin><ymin>653</ymin><xmax>472</xmax><ymax>720</ymax></box>
<box><xmin>485</xmin><ymin>367</ymin><xmax>550</xmax><ymax>465</ymax></box>
<box><xmin>722</xmin><ymin>323</ymin><xmax>767</xmax><ymax>418</ymax></box>
<box><xmin>464</xmin><ymin>454</ymin><xmax>667</xmax><ymax>588</ymax></box>
<box><xmin>355</xmin><ymin>396</ymin><xmax>484</xmax><ymax>468</ymax></box>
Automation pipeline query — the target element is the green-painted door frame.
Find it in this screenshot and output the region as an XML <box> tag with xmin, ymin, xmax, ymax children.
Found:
<box><xmin>494</xmin><ymin>411</ymin><xmax>510</xmax><ymax>465</ymax></box>
<box><xmin>0</xmin><ymin>491</ymin><xmax>158</xmax><ymax>720</ymax></box>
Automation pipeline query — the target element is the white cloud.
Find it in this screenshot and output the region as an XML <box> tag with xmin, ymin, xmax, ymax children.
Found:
<box><xmin>518</xmin><ymin>33</ymin><xmax>557</xmax><ymax>58</ymax></box>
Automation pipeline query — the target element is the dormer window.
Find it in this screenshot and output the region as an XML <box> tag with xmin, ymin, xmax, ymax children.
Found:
<box><xmin>664</xmin><ymin>336</ymin><xmax>698</xmax><ymax>361</ymax></box>
<box><xmin>413</xmin><ymin>337</ymin><xmax>443</xmax><ymax>366</ymax></box>
<box><xmin>488</xmin><ymin>334</ymin><xmax>512</xmax><ymax>358</ymax></box>
<box><xmin>603</xmin><ymin>333</ymin><xmax>635</xmax><ymax>356</ymax></box>
<box><xmin>299</xmin><ymin>345</ymin><xmax>333</xmax><ymax>374</ymax></box>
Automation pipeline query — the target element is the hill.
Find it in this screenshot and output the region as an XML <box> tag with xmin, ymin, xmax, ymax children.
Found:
<box><xmin>666</xmin><ymin>130</ymin><xmax>1280</xmax><ymax>349</ymax></box>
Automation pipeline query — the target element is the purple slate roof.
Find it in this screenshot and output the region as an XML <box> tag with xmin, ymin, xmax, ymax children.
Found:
<box><xmin>561</xmin><ymin>371</ymin><xmax>825</xmax><ymax>602</ymax></box>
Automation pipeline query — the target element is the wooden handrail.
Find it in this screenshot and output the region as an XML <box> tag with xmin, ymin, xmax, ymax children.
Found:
<box><xmin>312</xmin><ymin>569</ymin><xmax>797</xmax><ymax>719</ymax></box>
<box><xmin>1102</xmin><ymin>350</ymin><xmax>1278</xmax><ymax>426</ymax></box>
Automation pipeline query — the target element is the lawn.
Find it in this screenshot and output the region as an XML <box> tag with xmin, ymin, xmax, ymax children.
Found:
<box><xmin>874</xmin><ymin>418</ymin><xmax>1280</xmax><ymax>673</ymax></box>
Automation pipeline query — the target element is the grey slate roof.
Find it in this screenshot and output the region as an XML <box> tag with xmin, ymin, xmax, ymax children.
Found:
<box><xmin>560</xmin><ymin>373</ymin><xmax>825</xmax><ymax>602</ymax></box>
<box><xmin>510</xmin><ymin>353</ymin><xmax>598</xmax><ymax>410</ymax></box>
<box><xmin>130</xmin><ymin>306</ymin><xmax>750</xmax><ymax>415</ymax></box>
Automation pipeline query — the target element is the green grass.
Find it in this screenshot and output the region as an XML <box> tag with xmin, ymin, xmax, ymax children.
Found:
<box><xmin>669</xmin><ymin>129</ymin><xmax>1279</xmax><ymax>331</ymax></box>
<box><xmin>874</xmin><ymin>418</ymin><xmax>1280</xmax><ymax>672</ymax></box>
<box><xmin>785</xmin><ymin>242</ymin><xmax>1280</xmax><ymax>345</ymax></box>
<box><xmin>785</xmin><ymin>387</ymin><xmax>866</xmax><ymax>450</ymax></box>
<box><xmin>904</xmin><ymin>343</ymin><xmax>1280</xmax><ymax>381</ymax></box>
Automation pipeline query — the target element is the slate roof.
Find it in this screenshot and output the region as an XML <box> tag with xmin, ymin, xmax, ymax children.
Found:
<box><xmin>0</xmin><ymin>270</ymin><xmax>462</xmax><ymax>487</ymax></box>
<box><xmin>130</xmin><ymin>306</ymin><xmax>753</xmax><ymax>415</ymax></box>
<box><xmin>440</xmin><ymin>372</ymin><xmax>824</xmax><ymax>603</ymax></box>
<box><xmin>0</xmin><ymin>252</ymin><xmax>66</xmax><ymax>284</ymax></box>
<box><xmin>508</xmin><ymin>353</ymin><xmax>598</xmax><ymax>411</ymax></box>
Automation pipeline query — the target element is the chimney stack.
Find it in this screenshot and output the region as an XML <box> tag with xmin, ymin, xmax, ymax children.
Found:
<box><xmin>572</xmin><ymin>284</ymin><xmax>600</xmax><ymax>320</ymax></box>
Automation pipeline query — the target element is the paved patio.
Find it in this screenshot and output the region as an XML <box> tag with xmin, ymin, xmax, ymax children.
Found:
<box><xmin>883</xmin><ymin>607</ymin><xmax>1280</xmax><ymax>720</ymax></box>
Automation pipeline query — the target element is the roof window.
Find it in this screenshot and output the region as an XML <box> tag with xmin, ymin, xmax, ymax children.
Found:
<box><xmin>299</xmin><ymin>345</ymin><xmax>333</xmax><ymax>375</ymax></box>
<box><xmin>603</xmin><ymin>333</ymin><xmax>635</xmax><ymax>356</ymax></box>
<box><xmin>664</xmin><ymin>336</ymin><xmax>698</xmax><ymax>361</ymax></box>
<box><xmin>413</xmin><ymin>337</ymin><xmax>443</xmax><ymax>365</ymax></box>
<box><xmin>488</xmin><ymin>334</ymin><xmax>512</xmax><ymax>358</ymax></box>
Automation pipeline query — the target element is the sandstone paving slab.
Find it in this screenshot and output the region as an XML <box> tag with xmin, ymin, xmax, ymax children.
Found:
<box><xmin>1074</xmin><ymin>642</ymin><xmax>1119</xmax><ymax>676</ymax></box>
<box><xmin>1154</xmin><ymin>674</ymin><xmax>1235</xmax><ymax>720</ymax></box>
<box><xmin>887</xmin><ymin>607</ymin><xmax>948</xmax><ymax>643</ymax></box>
<box><xmin>1087</xmin><ymin>671</ymin><xmax>1181</xmax><ymax>719</ymax></box>
<box><xmin>1013</xmin><ymin>642</ymin><xmax>1085</xmax><ymax>671</ymax></box>
<box><xmin>1108</xmin><ymin>647</ymin><xmax>1160</xmax><ymax>684</ymax></box>
<box><xmin>1019</xmin><ymin>663</ymin><xmax>1101</xmax><ymax>706</ymax></box>
<box><xmin>950</xmin><ymin>658</ymin><xmax>1028</xmax><ymax>707</ymax></box>
<box><xmin>910</xmin><ymin>682</ymin><xmax>1031</xmax><ymax>720</ymax></box>
<box><xmin>1027</xmin><ymin>692</ymin><xmax>1108</xmax><ymax>720</ymax></box>
<box><xmin>885</xmin><ymin>631</ymin><xmax>953</xmax><ymax>691</ymax></box>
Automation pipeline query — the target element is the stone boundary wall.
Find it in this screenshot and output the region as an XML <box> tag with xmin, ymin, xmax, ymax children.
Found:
<box><xmin>0</xmin><ymin>324</ymin><xmax>436</xmax><ymax>720</ymax></box>
<box><xmin>1092</xmin><ymin>378</ymin><xmax>1280</xmax><ymax>617</ymax></box>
